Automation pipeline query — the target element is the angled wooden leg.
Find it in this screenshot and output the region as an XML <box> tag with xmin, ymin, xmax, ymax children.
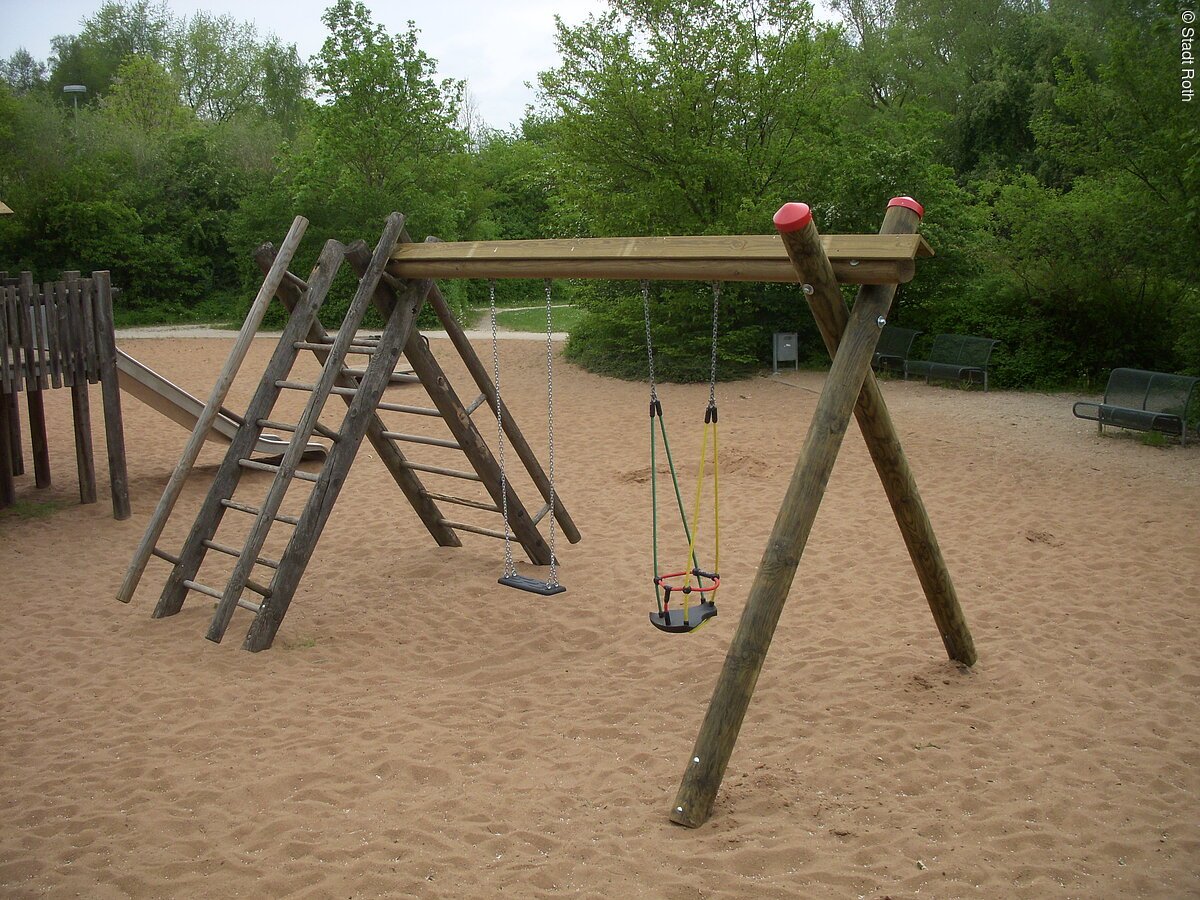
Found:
<box><xmin>794</xmin><ymin>198</ymin><xmax>975</xmax><ymax>666</ymax></box>
<box><xmin>669</xmin><ymin>204</ymin><xmax>900</xmax><ymax>829</ymax></box>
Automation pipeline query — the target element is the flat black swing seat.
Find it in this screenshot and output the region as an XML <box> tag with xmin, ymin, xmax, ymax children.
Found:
<box><xmin>650</xmin><ymin>601</ymin><xmax>717</xmax><ymax>634</ymax></box>
<box><xmin>499</xmin><ymin>574</ymin><xmax>566</xmax><ymax>596</ymax></box>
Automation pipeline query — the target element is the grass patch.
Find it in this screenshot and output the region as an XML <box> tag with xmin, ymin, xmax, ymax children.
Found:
<box><xmin>1</xmin><ymin>499</ymin><xmax>69</xmax><ymax>519</ymax></box>
<box><xmin>1140</xmin><ymin>430</ymin><xmax>1170</xmax><ymax>447</ymax></box>
<box><xmin>471</xmin><ymin>305</ymin><xmax>585</xmax><ymax>333</ymax></box>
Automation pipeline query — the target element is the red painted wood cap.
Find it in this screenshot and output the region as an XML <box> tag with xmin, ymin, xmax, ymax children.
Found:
<box><xmin>888</xmin><ymin>196</ymin><xmax>925</xmax><ymax>218</ymax></box>
<box><xmin>773</xmin><ymin>202</ymin><xmax>812</xmax><ymax>233</ymax></box>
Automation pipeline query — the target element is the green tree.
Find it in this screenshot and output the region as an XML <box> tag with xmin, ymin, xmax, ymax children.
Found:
<box><xmin>49</xmin><ymin>1</ymin><xmax>175</xmax><ymax>98</ymax></box>
<box><xmin>102</xmin><ymin>55</ymin><xmax>192</xmax><ymax>132</ymax></box>
<box><xmin>0</xmin><ymin>50</ymin><xmax>49</xmax><ymax>95</ymax></box>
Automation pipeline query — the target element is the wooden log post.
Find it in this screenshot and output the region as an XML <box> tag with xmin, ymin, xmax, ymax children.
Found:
<box><xmin>116</xmin><ymin>217</ymin><xmax>309</xmax><ymax>603</ymax></box>
<box><xmin>0</xmin><ymin>391</ymin><xmax>14</xmax><ymax>507</ymax></box>
<box><xmin>92</xmin><ymin>271</ymin><xmax>131</xmax><ymax>520</ymax></box>
<box><xmin>71</xmin><ymin>380</ymin><xmax>97</xmax><ymax>505</ymax></box>
<box><xmin>6</xmin><ymin>391</ymin><xmax>20</xmax><ymax>477</ymax></box>
<box><xmin>19</xmin><ymin>275</ymin><xmax>51</xmax><ymax>489</ymax></box>
<box><xmin>668</xmin><ymin>203</ymin><xmax>901</xmax><ymax>829</ymax></box>
<box><xmin>805</xmin><ymin>197</ymin><xmax>976</xmax><ymax>666</ymax></box>
<box><xmin>26</xmin><ymin>389</ymin><xmax>51</xmax><ymax>489</ymax></box>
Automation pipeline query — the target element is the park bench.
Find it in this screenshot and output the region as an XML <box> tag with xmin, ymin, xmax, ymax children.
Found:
<box><xmin>872</xmin><ymin>325</ymin><xmax>921</xmax><ymax>374</ymax></box>
<box><xmin>905</xmin><ymin>333</ymin><xmax>998</xmax><ymax>392</ymax></box>
<box><xmin>1072</xmin><ymin>368</ymin><xmax>1200</xmax><ymax>446</ymax></box>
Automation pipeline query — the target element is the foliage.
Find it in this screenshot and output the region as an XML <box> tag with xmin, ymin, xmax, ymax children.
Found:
<box><xmin>0</xmin><ymin>0</ymin><xmax>1191</xmax><ymax>390</ymax></box>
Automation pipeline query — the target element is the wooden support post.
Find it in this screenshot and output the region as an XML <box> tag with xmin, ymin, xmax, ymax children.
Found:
<box><xmin>252</xmin><ymin>245</ymin><xmax>461</xmax><ymax>550</ymax></box>
<box><xmin>117</xmin><ymin>217</ymin><xmax>309</xmax><ymax>603</ymax></box>
<box><xmin>71</xmin><ymin>381</ymin><xmax>97</xmax><ymax>505</ymax></box>
<box><xmin>0</xmin><ymin>391</ymin><xmax>14</xmax><ymax>507</ymax></box>
<box><xmin>803</xmin><ymin>197</ymin><xmax>976</xmax><ymax>666</ymax></box>
<box><xmin>26</xmin><ymin>389</ymin><xmax>51</xmax><ymax>488</ymax></box>
<box><xmin>669</xmin><ymin>203</ymin><xmax>901</xmax><ymax>829</ymax></box>
<box><xmin>6</xmin><ymin>391</ymin><xmax>21</xmax><ymax>477</ymax></box>
<box><xmin>92</xmin><ymin>272</ymin><xmax>131</xmax><ymax>520</ymax></box>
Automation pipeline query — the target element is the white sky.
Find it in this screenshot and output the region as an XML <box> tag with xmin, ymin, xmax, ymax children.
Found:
<box><xmin>0</xmin><ymin>0</ymin><xmax>617</xmax><ymax>129</ymax></box>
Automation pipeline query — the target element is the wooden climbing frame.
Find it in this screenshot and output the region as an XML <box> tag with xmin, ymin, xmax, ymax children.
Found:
<box><xmin>0</xmin><ymin>270</ymin><xmax>129</xmax><ymax>518</ymax></box>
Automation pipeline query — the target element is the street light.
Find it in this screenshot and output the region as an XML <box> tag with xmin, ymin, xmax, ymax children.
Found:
<box><xmin>63</xmin><ymin>84</ymin><xmax>86</xmax><ymax>122</ymax></box>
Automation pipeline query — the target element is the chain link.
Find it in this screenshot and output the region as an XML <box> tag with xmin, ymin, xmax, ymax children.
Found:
<box><xmin>641</xmin><ymin>280</ymin><xmax>657</xmax><ymax>403</ymax></box>
<box><xmin>488</xmin><ymin>279</ymin><xmax>516</xmax><ymax>578</ymax></box>
<box><xmin>543</xmin><ymin>279</ymin><xmax>558</xmax><ymax>587</ymax></box>
<box><xmin>709</xmin><ymin>281</ymin><xmax>721</xmax><ymax>408</ymax></box>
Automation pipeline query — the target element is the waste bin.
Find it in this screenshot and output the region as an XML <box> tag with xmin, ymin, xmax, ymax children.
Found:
<box><xmin>772</xmin><ymin>332</ymin><xmax>798</xmax><ymax>374</ymax></box>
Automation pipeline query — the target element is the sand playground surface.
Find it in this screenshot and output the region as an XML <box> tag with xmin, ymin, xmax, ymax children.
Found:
<box><xmin>1</xmin><ymin>334</ymin><xmax>1197</xmax><ymax>898</ymax></box>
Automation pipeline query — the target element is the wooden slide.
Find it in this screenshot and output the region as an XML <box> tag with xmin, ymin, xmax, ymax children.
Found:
<box><xmin>115</xmin><ymin>348</ymin><xmax>326</xmax><ymax>459</ymax></box>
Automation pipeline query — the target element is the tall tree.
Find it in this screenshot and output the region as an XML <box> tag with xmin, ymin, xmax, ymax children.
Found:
<box><xmin>538</xmin><ymin>0</ymin><xmax>848</xmax><ymax>236</ymax></box>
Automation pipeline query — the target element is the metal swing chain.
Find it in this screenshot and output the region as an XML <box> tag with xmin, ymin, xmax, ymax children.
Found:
<box><xmin>708</xmin><ymin>281</ymin><xmax>721</xmax><ymax>409</ymax></box>
<box><xmin>543</xmin><ymin>279</ymin><xmax>559</xmax><ymax>587</ymax></box>
<box><xmin>642</xmin><ymin>280</ymin><xmax>657</xmax><ymax>404</ymax></box>
<box><xmin>488</xmin><ymin>279</ymin><xmax>517</xmax><ymax>579</ymax></box>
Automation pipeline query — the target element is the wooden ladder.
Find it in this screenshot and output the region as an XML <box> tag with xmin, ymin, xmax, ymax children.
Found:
<box><xmin>150</xmin><ymin>214</ymin><xmax>573</xmax><ymax>651</ymax></box>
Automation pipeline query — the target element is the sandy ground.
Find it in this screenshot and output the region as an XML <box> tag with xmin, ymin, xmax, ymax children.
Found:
<box><xmin>1</xmin><ymin>334</ymin><xmax>1197</xmax><ymax>898</ymax></box>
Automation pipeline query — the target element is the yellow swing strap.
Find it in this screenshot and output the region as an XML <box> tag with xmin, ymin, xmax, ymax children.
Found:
<box><xmin>682</xmin><ymin>404</ymin><xmax>719</xmax><ymax>622</ymax></box>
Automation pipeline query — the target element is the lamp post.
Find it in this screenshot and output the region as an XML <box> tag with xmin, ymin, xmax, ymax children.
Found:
<box><xmin>63</xmin><ymin>84</ymin><xmax>86</xmax><ymax>130</ymax></box>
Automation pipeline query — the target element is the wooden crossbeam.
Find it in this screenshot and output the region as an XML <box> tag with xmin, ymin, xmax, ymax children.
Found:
<box><xmin>389</xmin><ymin>234</ymin><xmax>933</xmax><ymax>285</ymax></box>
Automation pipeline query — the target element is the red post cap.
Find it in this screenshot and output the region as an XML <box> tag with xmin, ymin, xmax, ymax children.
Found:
<box><xmin>773</xmin><ymin>202</ymin><xmax>812</xmax><ymax>233</ymax></box>
<box><xmin>887</xmin><ymin>196</ymin><xmax>925</xmax><ymax>218</ymax></box>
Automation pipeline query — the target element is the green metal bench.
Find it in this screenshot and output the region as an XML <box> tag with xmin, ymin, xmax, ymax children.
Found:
<box><xmin>1072</xmin><ymin>368</ymin><xmax>1200</xmax><ymax>446</ymax></box>
<box><xmin>905</xmin><ymin>334</ymin><xmax>999</xmax><ymax>392</ymax></box>
<box><xmin>872</xmin><ymin>325</ymin><xmax>921</xmax><ymax>374</ymax></box>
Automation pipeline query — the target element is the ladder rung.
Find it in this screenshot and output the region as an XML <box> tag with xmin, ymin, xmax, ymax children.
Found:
<box><xmin>238</xmin><ymin>458</ymin><xmax>321</xmax><ymax>483</ymax></box>
<box><xmin>465</xmin><ymin>393</ymin><xmax>489</xmax><ymax>415</ymax></box>
<box><xmin>294</xmin><ymin>335</ymin><xmax>380</xmax><ymax>348</ymax></box>
<box><xmin>399</xmin><ymin>461</ymin><xmax>482</xmax><ymax>482</ymax></box>
<box><xmin>221</xmin><ymin>498</ymin><xmax>300</xmax><ymax>526</ymax></box>
<box><xmin>258</xmin><ymin>418</ymin><xmax>339</xmax><ymax>442</ymax></box>
<box><xmin>377</xmin><ymin>402</ymin><xmax>441</xmax><ymax>417</ymax></box>
<box><xmin>237</xmin><ymin>597</ymin><xmax>262</xmax><ymax>613</ymax></box>
<box><xmin>183</xmin><ymin>579</ymin><xmax>224</xmax><ymax>601</ymax></box>
<box><xmin>293</xmin><ymin>340</ymin><xmax>378</xmax><ymax>356</ymax></box>
<box><xmin>380</xmin><ymin>431</ymin><xmax>461</xmax><ymax>450</ymax></box>
<box><xmin>150</xmin><ymin>546</ymin><xmax>181</xmax><ymax>565</ymax></box>
<box><xmin>202</xmin><ymin>539</ymin><xmax>280</xmax><ymax>570</ymax></box>
<box><xmin>342</xmin><ymin>366</ymin><xmax>418</xmax><ymax>384</ymax></box>
<box><xmin>441</xmin><ymin>519</ymin><xmax>510</xmax><ymax>541</ymax></box>
<box><xmin>423</xmin><ymin>491</ymin><xmax>500</xmax><ymax>513</ymax></box>
<box><xmin>532</xmin><ymin>502</ymin><xmax>552</xmax><ymax>525</ymax></box>
<box><xmin>244</xmin><ymin>578</ymin><xmax>273</xmax><ymax>598</ymax></box>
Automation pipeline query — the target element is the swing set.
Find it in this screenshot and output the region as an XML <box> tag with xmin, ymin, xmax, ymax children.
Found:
<box><xmin>122</xmin><ymin>197</ymin><xmax>976</xmax><ymax>829</ymax></box>
<box><xmin>404</xmin><ymin>198</ymin><xmax>977</xmax><ymax>827</ymax></box>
